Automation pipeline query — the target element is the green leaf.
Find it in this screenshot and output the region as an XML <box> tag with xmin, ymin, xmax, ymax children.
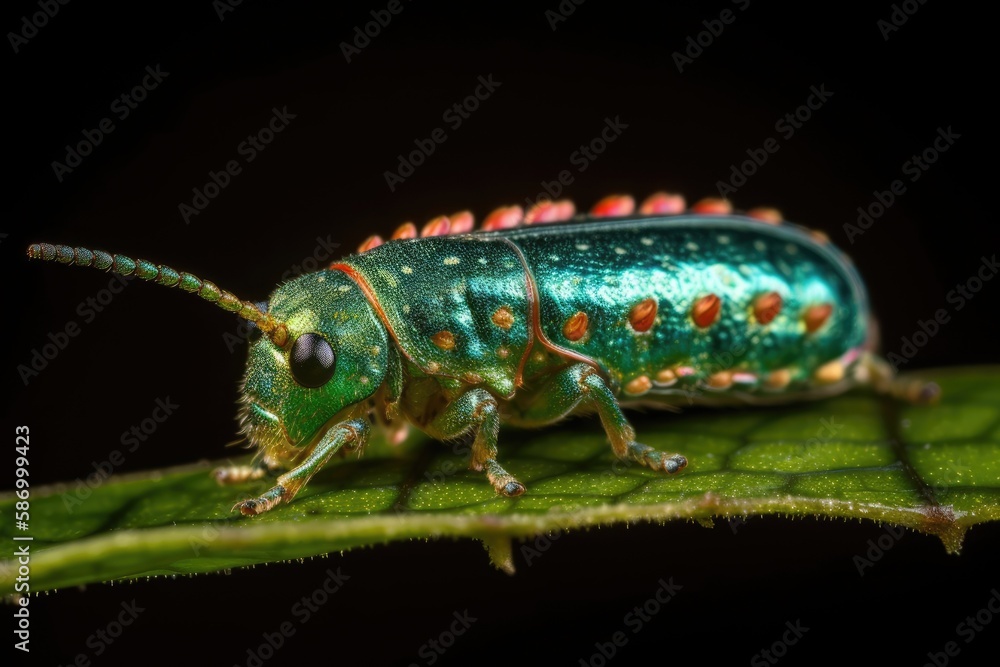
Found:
<box><xmin>3</xmin><ymin>367</ymin><xmax>999</xmax><ymax>593</ymax></box>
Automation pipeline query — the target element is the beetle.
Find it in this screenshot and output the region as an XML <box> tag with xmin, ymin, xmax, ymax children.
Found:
<box><xmin>28</xmin><ymin>192</ymin><xmax>937</xmax><ymax>515</ymax></box>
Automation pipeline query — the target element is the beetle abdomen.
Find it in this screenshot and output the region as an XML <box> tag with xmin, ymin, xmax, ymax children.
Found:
<box><xmin>502</xmin><ymin>215</ymin><xmax>868</xmax><ymax>397</ymax></box>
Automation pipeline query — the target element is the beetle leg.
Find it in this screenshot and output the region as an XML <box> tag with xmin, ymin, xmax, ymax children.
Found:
<box><xmin>213</xmin><ymin>455</ymin><xmax>284</xmax><ymax>485</ymax></box>
<box><xmin>513</xmin><ymin>363</ymin><xmax>687</xmax><ymax>474</ymax></box>
<box><xmin>425</xmin><ymin>388</ymin><xmax>526</xmax><ymax>497</ymax></box>
<box><xmin>857</xmin><ymin>352</ymin><xmax>941</xmax><ymax>405</ymax></box>
<box><xmin>234</xmin><ymin>419</ymin><xmax>370</xmax><ymax>516</ymax></box>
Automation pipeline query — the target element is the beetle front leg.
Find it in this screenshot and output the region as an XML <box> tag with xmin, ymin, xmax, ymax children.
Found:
<box><xmin>234</xmin><ymin>419</ymin><xmax>370</xmax><ymax>516</ymax></box>
<box><xmin>513</xmin><ymin>363</ymin><xmax>687</xmax><ymax>474</ymax></box>
<box><xmin>425</xmin><ymin>388</ymin><xmax>526</xmax><ymax>497</ymax></box>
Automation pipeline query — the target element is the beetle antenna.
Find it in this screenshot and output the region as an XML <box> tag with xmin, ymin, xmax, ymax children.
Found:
<box><xmin>27</xmin><ymin>243</ymin><xmax>289</xmax><ymax>347</ymax></box>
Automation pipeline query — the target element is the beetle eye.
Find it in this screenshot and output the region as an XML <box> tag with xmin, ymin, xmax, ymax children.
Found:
<box><xmin>289</xmin><ymin>333</ymin><xmax>336</xmax><ymax>388</ymax></box>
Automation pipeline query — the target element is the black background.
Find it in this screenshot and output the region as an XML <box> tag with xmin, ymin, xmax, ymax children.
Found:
<box><xmin>4</xmin><ymin>1</ymin><xmax>998</xmax><ymax>665</ymax></box>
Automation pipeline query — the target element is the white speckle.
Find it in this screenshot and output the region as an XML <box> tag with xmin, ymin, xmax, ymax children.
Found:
<box><xmin>717</xmin><ymin>235</ymin><xmax>730</xmax><ymax>244</ymax></box>
<box><xmin>738</xmin><ymin>264</ymin><xmax>753</xmax><ymax>277</ymax></box>
<box><xmin>549</xmin><ymin>255</ymin><xmax>560</xmax><ymax>261</ymax></box>
<box><xmin>401</xmin><ymin>266</ymin><xmax>413</xmax><ymax>274</ymax></box>
<box><xmin>337</xmin><ymin>285</ymin><xmax>351</xmax><ymax>292</ymax></box>
<box><xmin>376</xmin><ymin>269</ymin><xmax>398</xmax><ymax>288</ymax></box>
<box><xmin>786</xmin><ymin>244</ymin><xmax>798</xmax><ymax>255</ymax></box>
<box><xmin>640</xmin><ymin>237</ymin><xmax>654</xmax><ymax>246</ymax></box>
<box><xmin>478</xmin><ymin>257</ymin><xmax>487</xmax><ymax>265</ymax></box>
<box><xmin>360</xmin><ymin>376</ymin><xmax>370</xmax><ymax>385</ymax></box>
<box><xmin>686</xmin><ymin>242</ymin><xmax>699</xmax><ymax>251</ymax></box>
<box><xmin>444</xmin><ymin>257</ymin><xmax>460</xmax><ymax>266</ymax></box>
<box><xmin>403</xmin><ymin>304</ymin><xmax>411</xmax><ymax>314</ymax></box>
<box><xmin>754</xmin><ymin>240</ymin><xmax>767</xmax><ymax>252</ymax></box>
<box><xmin>614</xmin><ymin>247</ymin><xmax>627</xmax><ymax>255</ymax></box>
<box><xmin>576</xmin><ymin>244</ymin><xmax>590</xmax><ymax>251</ymax></box>
<box><xmin>317</xmin><ymin>275</ymin><xmax>325</xmax><ymax>283</ymax></box>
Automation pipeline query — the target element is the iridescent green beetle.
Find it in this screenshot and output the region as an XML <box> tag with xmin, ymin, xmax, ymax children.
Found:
<box><xmin>28</xmin><ymin>192</ymin><xmax>936</xmax><ymax>515</ymax></box>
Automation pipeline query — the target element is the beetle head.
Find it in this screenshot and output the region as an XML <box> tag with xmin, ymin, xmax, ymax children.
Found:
<box><xmin>239</xmin><ymin>270</ymin><xmax>389</xmax><ymax>459</ymax></box>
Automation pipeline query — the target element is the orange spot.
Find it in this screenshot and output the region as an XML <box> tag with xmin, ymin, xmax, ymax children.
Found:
<box><xmin>804</xmin><ymin>304</ymin><xmax>833</xmax><ymax>333</ymax></box>
<box><xmin>492</xmin><ymin>306</ymin><xmax>514</xmax><ymax>330</ymax></box>
<box><xmin>692</xmin><ymin>294</ymin><xmax>721</xmax><ymax>328</ymax></box>
<box><xmin>753</xmin><ymin>292</ymin><xmax>783</xmax><ymax>324</ymax></box>
<box><xmin>431</xmin><ymin>330</ymin><xmax>455</xmax><ymax>351</ymax></box>
<box><xmin>591</xmin><ymin>194</ymin><xmax>635</xmax><ymax>217</ymax></box>
<box><xmin>449</xmin><ymin>211</ymin><xmax>474</xmax><ymax>234</ymax></box>
<box><xmin>691</xmin><ymin>198</ymin><xmax>732</xmax><ymax>215</ymax></box>
<box><xmin>563</xmin><ymin>311</ymin><xmax>589</xmax><ymax>341</ymax></box>
<box><xmin>747</xmin><ymin>207</ymin><xmax>783</xmax><ymax>224</ymax></box>
<box><xmin>358</xmin><ymin>235</ymin><xmax>383</xmax><ymax>252</ymax></box>
<box><xmin>624</xmin><ymin>375</ymin><xmax>652</xmax><ymax>395</ymax></box>
<box><xmin>639</xmin><ymin>192</ymin><xmax>686</xmax><ymax>215</ymax></box>
<box><xmin>482</xmin><ymin>205</ymin><xmax>523</xmax><ymax>231</ymax></box>
<box><xmin>706</xmin><ymin>371</ymin><xmax>733</xmax><ymax>389</ymax></box>
<box><xmin>496</xmin><ymin>346</ymin><xmax>510</xmax><ymax>359</ymax></box>
<box><xmin>810</xmin><ymin>229</ymin><xmax>830</xmax><ymax>244</ymax></box>
<box><xmin>764</xmin><ymin>369</ymin><xmax>792</xmax><ymax>390</ymax></box>
<box><xmin>391</xmin><ymin>222</ymin><xmax>417</xmax><ymax>240</ymax></box>
<box><xmin>655</xmin><ymin>368</ymin><xmax>677</xmax><ymax>384</ymax></box>
<box><xmin>421</xmin><ymin>216</ymin><xmax>451</xmax><ymax>237</ymax></box>
<box><xmin>813</xmin><ymin>360</ymin><xmax>844</xmax><ymax>384</ymax></box>
<box><xmin>525</xmin><ymin>199</ymin><xmax>575</xmax><ymax>224</ymax></box>
<box><xmin>629</xmin><ymin>298</ymin><xmax>658</xmax><ymax>332</ymax></box>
